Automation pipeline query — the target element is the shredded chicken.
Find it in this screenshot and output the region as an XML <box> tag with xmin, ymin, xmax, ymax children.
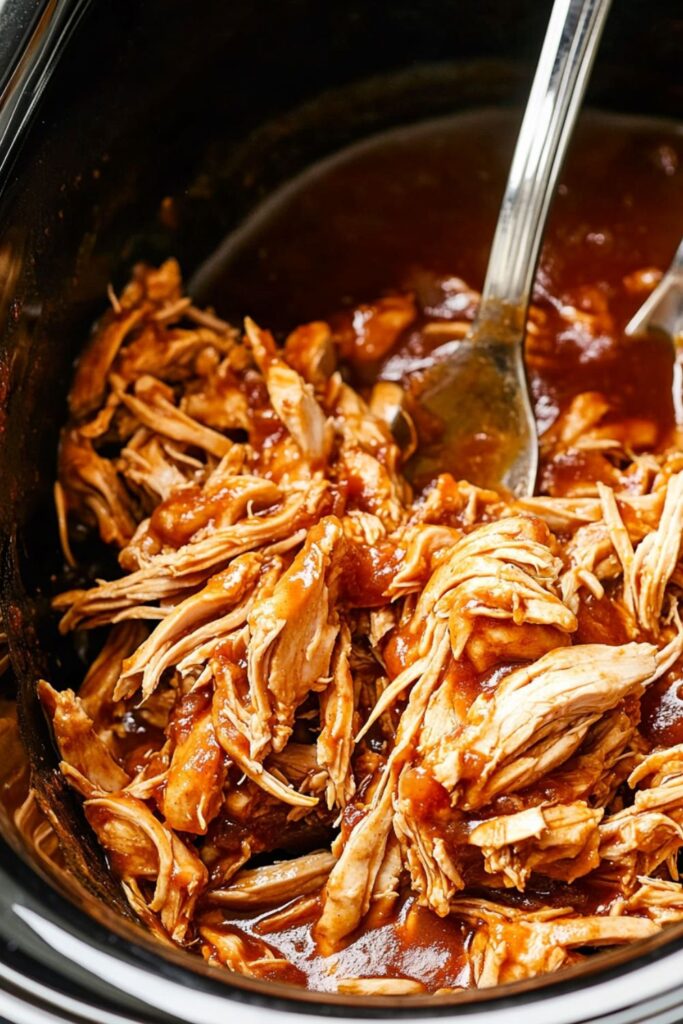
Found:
<box><xmin>38</xmin><ymin>262</ymin><xmax>683</xmax><ymax>994</ymax></box>
<box><xmin>455</xmin><ymin>898</ymin><xmax>659</xmax><ymax>987</ymax></box>
<box><xmin>208</xmin><ymin>850</ymin><xmax>336</xmax><ymax>907</ymax></box>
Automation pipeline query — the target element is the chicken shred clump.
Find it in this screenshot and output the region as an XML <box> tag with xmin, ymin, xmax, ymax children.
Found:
<box><xmin>42</xmin><ymin>258</ymin><xmax>683</xmax><ymax>995</ymax></box>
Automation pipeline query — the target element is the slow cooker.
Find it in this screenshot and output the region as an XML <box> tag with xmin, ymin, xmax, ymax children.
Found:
<box><xmin>3</xmin><ymin>1</ymin><xmax>683</xmax><ymax>1021</ymax></box>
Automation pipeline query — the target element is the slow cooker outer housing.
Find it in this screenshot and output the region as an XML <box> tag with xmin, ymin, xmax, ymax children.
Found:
<box><xmin>2</xmin><ymin>1</ymin><xmax>683</xmax><ymax>1021</ymax></box>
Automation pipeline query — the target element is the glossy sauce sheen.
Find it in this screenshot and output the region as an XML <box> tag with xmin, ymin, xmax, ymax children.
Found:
<box><xmin>233</xmin><ymin>895</ymin><xmax>470</xmax><ymax>991</ymax></box>
<box><xmin>194</xmin><ymin>111</ymin><xmax>683</xmax><ymax>985</ymax></box>
<box><xmin>198</xmin><ymin>110</ymin><xmax>681</xmax><ymax>482</ymax></box>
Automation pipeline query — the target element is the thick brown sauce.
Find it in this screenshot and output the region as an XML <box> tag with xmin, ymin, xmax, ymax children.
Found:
<box><xmin>189</xmin><ymin>110</ymin><xmax>683</xmax><ymax>986</ymax></box>
<box><xmin>196</xmin><ymin>109</ymin><xmax>682</xmax><ymax>492</ymax></box>
<box><xmin>197</xmin><ymin>110</ymin><xmax>679</xmax><ymax>437</ymax></box>
<box><xmin>212</xmin><ymin>893</ymin><xmax>471</xmax><ymax>992</ymax></box>
<box><xmin>642</xmin><ymin>661</ymin><xmax>683</xmax><ymax>748</ymax></box>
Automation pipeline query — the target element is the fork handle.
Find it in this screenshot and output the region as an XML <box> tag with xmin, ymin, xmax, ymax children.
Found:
<box><xmin>0</xmin><ymin>0</ymin><xmax>91</xmax><ymax>195</ymax></box>
<box><xmin>478</xmin><ymin>0</ymin><xmax>612</xmax><ymax>335</ymax></box>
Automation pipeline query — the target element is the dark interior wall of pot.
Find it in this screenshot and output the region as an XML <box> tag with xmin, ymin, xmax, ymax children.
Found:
<box><xmin>0</xmin><ymin>0</ymin><xmax>681</xmax><ymax>890</ymax></box>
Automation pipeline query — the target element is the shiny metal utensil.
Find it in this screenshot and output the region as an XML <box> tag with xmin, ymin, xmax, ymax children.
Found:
<box><xmin>625</xmin><ymin>237</ymin><xmax>683</xmax><ymax>340</ymax></box>
<box><xmin>625</xmin><ymin>236</ymin><xmax>683</xmax><ymax>424</ymax></box>
<box><xmin>405</xmin><ymin>0</ymin><xmax>612</xmax><ymax>496</ymax></box>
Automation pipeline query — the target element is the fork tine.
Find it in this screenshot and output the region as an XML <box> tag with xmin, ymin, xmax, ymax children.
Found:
<box><xmin>626</xmin><ymin>236</ymin><xmax>683</xmax><ymax>338</ymax></box>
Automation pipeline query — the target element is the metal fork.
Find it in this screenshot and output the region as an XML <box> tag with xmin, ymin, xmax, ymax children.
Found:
<box><xmin>404</xmin><ymin>0</ymin><xmax>612</xmax><ymax>497</ymax></box>
<box><xmin>625</xmin><ymin>237</ymin><xmax>683</xmax><ymax>340</ymax></box>
<box><xmin>625</xmin><ymin>237</ymin><xmax>683</xmax><ymax>424</ymax></box>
